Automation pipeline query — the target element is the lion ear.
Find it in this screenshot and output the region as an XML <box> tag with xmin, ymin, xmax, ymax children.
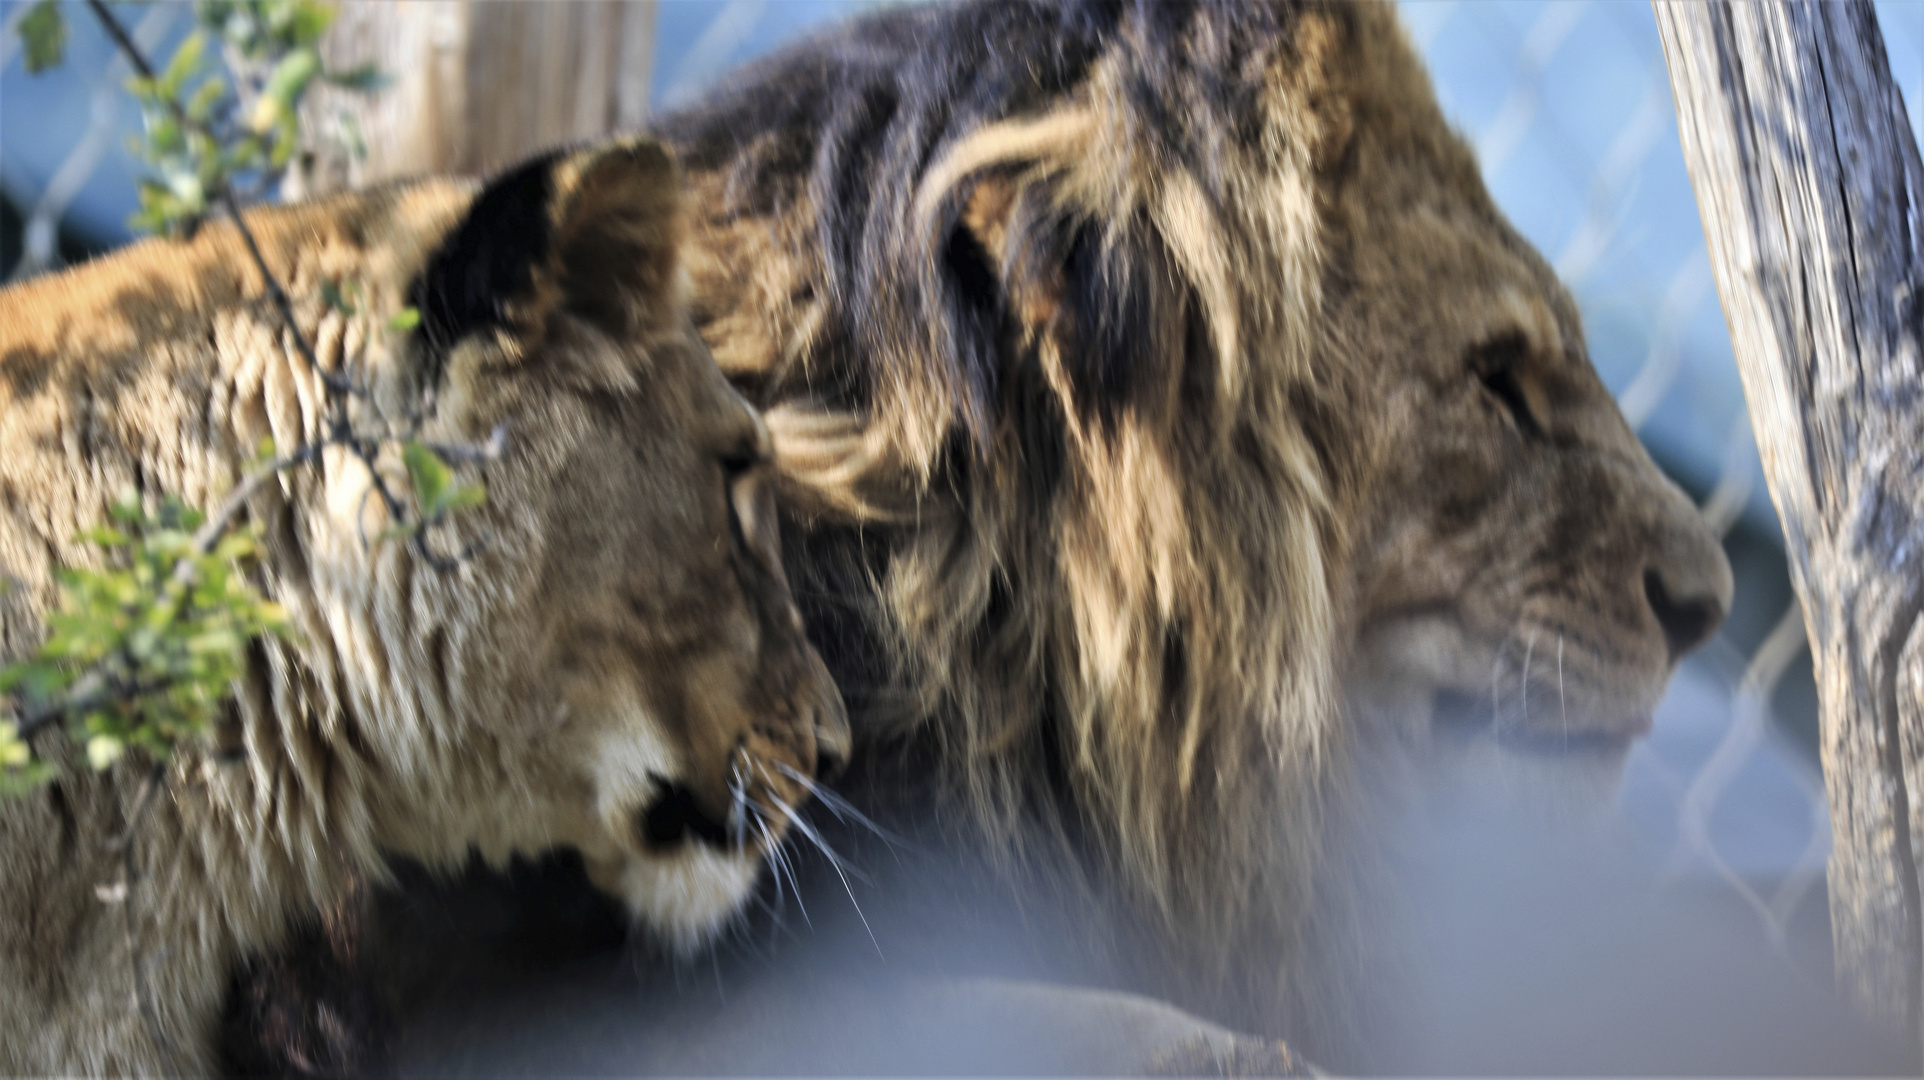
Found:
<box><xmin>410</xmin><ymin>136</ymin><xmax>686</xmax><ymax>358</ymax></box>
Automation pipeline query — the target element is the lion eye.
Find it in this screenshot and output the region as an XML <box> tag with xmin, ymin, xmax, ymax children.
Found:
<box><xmin>721</xmin><ymin>464</ymin><xmax>748</xmax><ymax>540</ymax></box>
<box><xmin>1472</xmin><ymin>338</ymin><xmax>1543</xmax><ymax>437</ymax></box>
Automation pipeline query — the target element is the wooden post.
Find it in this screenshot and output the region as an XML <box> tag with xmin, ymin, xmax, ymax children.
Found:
<box><xmin>1654</xmin><ymin>0</ymin><xmax>1924</xmax><ymax>1045</ymax></box>
<box><xmin>291</xmin><ymin>0</ymin><xmax>657</xmax><ymax>196</ymax></box>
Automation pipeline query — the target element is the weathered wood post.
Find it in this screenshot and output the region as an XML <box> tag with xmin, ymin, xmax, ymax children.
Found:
<box><xmin>292</xmin><ymin>0</ymin><xmax>656</xmax><ymax>196</ymax></box>
<box><xmin>1654</xmin><ymin>0</ymin><xmax>1924</xmax><ymax>1045</ymax></box>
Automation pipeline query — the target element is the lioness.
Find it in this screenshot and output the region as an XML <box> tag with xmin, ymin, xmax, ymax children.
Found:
<box><xmin>239</xmin><ymin>0</ymin><xmax>1738</xmax><ymax>1071</ymax></box>
<box><xmin>0</xmin><ymin>138</ymin><xmax>846</xmax><ymax>1076</ymax></box>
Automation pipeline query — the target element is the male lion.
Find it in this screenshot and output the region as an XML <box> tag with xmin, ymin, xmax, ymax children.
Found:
<box><xmin>235</xmin><ymin>0</ymin><xmax>1738</xmax><ymax>1071</ymax></box>
<box><xmin>0</xmin><ymin>137</ymin><xmax>846</xmax><ymax>1076</ymax></box>
<box><xmin>648</xmin><ymin>0</ymin><xmax>1733</xmax><ymax>1063</ymax></box>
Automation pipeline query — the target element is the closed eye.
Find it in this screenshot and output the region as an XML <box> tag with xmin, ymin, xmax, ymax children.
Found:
<box><xmin>722</xmin><ymin>464</ymin><xmax>750</xmax><ymax>553</ymax></box>
<box><xmin>1472</xmin><ymin>336</ymin><xmax>1543</xmax><ymax>437</ymax></box>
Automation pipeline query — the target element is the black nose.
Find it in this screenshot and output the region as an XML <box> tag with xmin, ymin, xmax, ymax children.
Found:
<box><xmin>640</xmin><ymin>779</ymin><xmax>732</xmax><ymax>851</ymax></box>
<box><xmin>816</xmin><ymin>727</ymin><xmax>850</xmax><ymax>782</ymax></box>
<box><xmin>1643</xmin><ymin>568</ymin><xmax>1725</xmax><ymax>664</ymax></box>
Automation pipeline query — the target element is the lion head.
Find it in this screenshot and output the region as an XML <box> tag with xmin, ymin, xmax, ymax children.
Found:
<box><xmin>344</xmin><ymin>140</ymin><xmax>852</xmax><ymax>949</ymax></box>
<box><xmin>0</xmin><ymin>136</ymin><xmax>849</xmax><ymax>1075</ymax></box>
<box><xmin>1317</xmin><ymin>7</ymin><xmax>1733</xmax><ymax>809</ymax></box>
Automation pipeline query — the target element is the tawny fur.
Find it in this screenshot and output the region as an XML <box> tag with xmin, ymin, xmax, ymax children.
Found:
<box><xmin>0</xmin><ymin>139</ymin><xmax>843</xmax><ymax>1076</ymax></box>
<box><xmin>654</xmin><ymin>0</ymin><xmax>1733</xmax><ymax>1060</ymax></box>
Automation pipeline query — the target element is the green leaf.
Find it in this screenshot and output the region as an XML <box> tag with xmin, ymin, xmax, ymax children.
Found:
<box><xmin>187</xmin><ymin>629</ymin><xmax>240</xmax><ymax>656</ymax></box>
<box><xmin>267</xmin><ymin>117</ymin><xmax>297</xmax><ymax>169</ymax></box>
<box><xmin>435</xmin><ymin>483</ymin><xmax>487</xmax><ymax>515</ymax></box>
<box><xmin>147</xmin><ymin>114</ymin><xmax>185</xmax><ymax>155</ymax></box>
<box><xmin>211</xmin><ymin>532</ymin><xmax>257</xmax><ymax>563</ymax></box>
<box><xmin>0</xmin><ymin>760</ymin><xmax>50</xmax><ymax>797</ymax></box>
<box><xmin>402</xmin><ymin>442</ymin><xmax>449</xmax><ymax>514</ymax></box>
<box><xmin>0</xmin><ymin>721</ymin><xmax>30</xmax><ymax>769</ymax></box>
<box><xmin>19</xmin><ymin>0</ymin><xmax>68</xmax><ymax>75</ymax></box>
<box><xmin>159</xmin><ymin>32</ymin><xmax>206</xmax><ymax>99</ymax></box>
<box><xmin>184</xmin><ymin>78</ymin><xmax>226</xmax><ymax>125</ymax></box>
<box><xmin>86</xmin><ymin>735</ymin><xmax>125</xmax><ymax>771</ymax></box>
<box><xmin>168</xmin><ymin>169</ymin><xmax>207</xmax><ymax>212</ymax></box>
<box><xmin>251</xmin><ymin>47</ymin><xmax>320</xmax><ymax>133</ymax></box>
<box><xmin>286</xmin><ymin>0</ymin><xmax>335</xmax><ymax>47</ymax></box>
<box><xmin>386</xmin><ymin>306</ymin><xmax>421</xmax><ymax>333</ymax></box>
<box><xmin>82</xmin><ymin>526</ymin><xmax>130</xmax><ymax>548</ymax></box>
<box><xmin>109</xmin><ymin>491</ymin><xmax>144</xmax><ymax>524</ymax></box>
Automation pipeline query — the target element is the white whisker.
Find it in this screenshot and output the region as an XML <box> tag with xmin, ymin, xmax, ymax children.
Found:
<box><xmin>766</xmin><ymin>785</ymin><xmax>883</xmax><ymax>959</ymax></box>
<box><xmin>1490</xmin><ymin>639</ymin><xmax>1507</xmax><ymax>742</ymax></box>
<box><xmin>1521</xmin><ymin>631</ymin><xmax>1536</xmax><ymax>726</ymax></box>
<box><xmin>764</xmin><ymin>817</ymin><xmax>811</xmax><ymax>929</ymax></box>
<box><xmin>770</xmin><ymin>799</ymin><xmax>874</xmax><ymax>885</ymax></box>
<box><xmin>773</xmin><ymin>760</ymin><xmax>911</xmax><ymax>853</ymax></box>
<box><xmin>752</xmin><ymin>814</ymin><xmax>800</xmax><ymax>927</ymax></box>
<box><xmin>1558</xmin><ymin>632</ymin><xmax>1568</xmax><ymax>750</ymax></box>
<box><xmin>729</xmin><ymin>758</ymin><xmax>752</xmax><ymax>851</ymax></box>
<box><xmin>758</xmin><ymin>763</ymin><xmax>875</xmax><ymax>884</ymax></box>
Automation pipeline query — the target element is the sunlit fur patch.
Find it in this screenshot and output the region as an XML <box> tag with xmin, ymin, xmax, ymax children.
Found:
<box><xmin>604</xmin><ymin>845</ymin><xmax>763</xmax><ymax>955</ymax></box>
<box><xmin>589</xmin><ymin>704</ymin><xmax>677</xmax><ymax>826</ymax></box>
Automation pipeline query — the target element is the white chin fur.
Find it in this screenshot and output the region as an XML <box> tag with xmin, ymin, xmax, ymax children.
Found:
<box><xmin>609</xmin><ymin>845</ymin><xmax>761</xmax><ymax>954</ymax></box>
<box><xmin>1423</xmin><ymin>734</ymin><xmax>1631</xmax><ymax>826</ymax></box>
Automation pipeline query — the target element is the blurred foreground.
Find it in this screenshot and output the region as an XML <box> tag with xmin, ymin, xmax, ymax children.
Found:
<box><xmin>367</xmin><ymin>654</ymin><xmax>1911</xmax><ymax>1077</ymax></box>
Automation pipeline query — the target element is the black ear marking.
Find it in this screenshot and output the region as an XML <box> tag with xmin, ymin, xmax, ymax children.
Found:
<box><xmin>400</xmin><ymin>137</ymin><xmax>687</xmax><ymax>393</ymax></box>
<box><xmin>408</xmin><ymin>149</ymin><xmax>564</xmax><ymax>358</ymax></box>
<box><xmin>1055</xmin><ymin>222</ymin><xmax>1181</xmax><ymax>430</ymax></box>
<box><xmin>938</xmin><ymin>219</ymin><xmax>1006</xmax><ymax>437</ymax></box>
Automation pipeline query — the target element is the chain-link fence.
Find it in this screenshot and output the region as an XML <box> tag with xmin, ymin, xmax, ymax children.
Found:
<box><xmin>1413</xmin><ymin>0</ymin><xmax>1918</xmax><ymax>986</ymax></box>
<box><xmin>1399</xmin><ymin>0</ymin><xmax>1833</xmax><ymax>968</ymax></box>
<box><xmin>6</xmin><ymin>0</ymin><xmax>1918</xmax><ymax>1042</ymax></box>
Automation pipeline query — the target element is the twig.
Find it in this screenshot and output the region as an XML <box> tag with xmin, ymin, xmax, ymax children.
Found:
<box><xmin>81</xmin><ymin>0</ymin><xmax>152</xmax><ymax>79</ymax></box>
<box><xmin>79</xmin><ymin>0</ymin><xmax>497</xmax><ymax>574</ymax></box>
<box><xmin>213</xmin><ymin>188</ymin><xmax>339</xmax><ymax>392</ymax></box>
<box><xmin>4</xmin><ymin>0</ymin><xmax>516</xmax><ymax>749</ymax></box>
<box><xmin>87</xmin><ymin>0</ymin><xmax>339</xmax><ymax>395</ymax></box>
<box><xmin>180</xmin><ymin>443</ymin><xmax>323</xmax><ymax>572</ymax></box>
<box><xmin>1</xmin><ymin>0</ymin><xmax>519</xmax><ymax>757</ymax></box>
<box><xmin>97</xmin><ymin>762</ymin><xmax>177</xmax><ymax>1065</ymax></box>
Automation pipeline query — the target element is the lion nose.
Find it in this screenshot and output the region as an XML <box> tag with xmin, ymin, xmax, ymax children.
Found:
<box><xmin>1642</xmin><ymin>541</ymin><xmax>1732</xmax><ymax>665</ymax></box>
<box><xmin>640</xmin><ymin>779</ymin><xmax>733</xmax><ymax>851</ymax></box>
<box><xmin>814</xmin><ymin>695</ymin><xmax>852</xmax><ymax>781</ymax></box>
<box><xmin>801</xmin><ymin>646</ymin><xmax>851</xmax><ymax>780</ymax></box>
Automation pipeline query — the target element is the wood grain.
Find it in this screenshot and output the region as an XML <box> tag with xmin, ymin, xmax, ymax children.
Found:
<box><xmin>291</xmin><ymin>0</ymin><xmax>657</xmax><ymax>196</ymax></box>
<box><xmin>1654</xmin><ymin>0</ymin><xmax>1924</xmax><ymax>1044</ymax></box>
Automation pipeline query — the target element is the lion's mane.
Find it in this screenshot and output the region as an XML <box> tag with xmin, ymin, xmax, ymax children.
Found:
<box><xmin>659</xmin><ymin>0</ymin><xmax>1421</xmax><ymax>1049</ymax></box>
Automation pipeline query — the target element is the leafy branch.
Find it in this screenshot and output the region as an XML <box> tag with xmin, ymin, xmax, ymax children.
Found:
<box><xmin>1</xmin><ymin>0</ymin><xmax>497</xmax><ymax>791</ymax></box>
